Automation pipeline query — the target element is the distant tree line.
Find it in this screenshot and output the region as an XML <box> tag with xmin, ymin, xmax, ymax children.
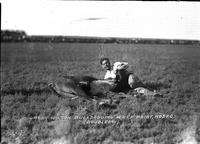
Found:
<box><xmin>1</xmin><ymin>30</ymin><xmax>27</xmax><ymax>42</ymax></box>
<box><xmin>1</xmin><ymin>30</ymin><xmax>199</xmax><ymax>44</ymax></box>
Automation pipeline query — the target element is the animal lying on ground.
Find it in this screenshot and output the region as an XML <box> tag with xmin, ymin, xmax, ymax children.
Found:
<box><xmin>48</xmin><ymin>76</ymin><xmax>117</xmax><ymax>101</ymax></box>
<box><xmin>48</xmin><ymin>75</ymin><xmax>161</xmax><ymax>102</ymax></box>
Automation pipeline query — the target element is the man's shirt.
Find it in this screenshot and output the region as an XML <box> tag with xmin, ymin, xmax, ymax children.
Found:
<box><xmin>104</xmin><ymin>70</ymin><xmax>116</xmax><ymax>79</ymax></box>
<box><xmin>104</xmin><ymin>62</ymin><xmax>129</xmax><ymax>80</ymax></box>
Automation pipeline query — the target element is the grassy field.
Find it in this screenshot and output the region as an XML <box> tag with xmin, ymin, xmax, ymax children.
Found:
<box><xmin>1</xmin><ymin>42</ymin><xmax>200</xmax><ymax>144</ymax></box>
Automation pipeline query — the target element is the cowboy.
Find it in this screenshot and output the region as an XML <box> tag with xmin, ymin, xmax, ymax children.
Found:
<box><xmin>100</xmin><ymin>58</ymin><xmax>142</xmax><ymax>93</ymax></box>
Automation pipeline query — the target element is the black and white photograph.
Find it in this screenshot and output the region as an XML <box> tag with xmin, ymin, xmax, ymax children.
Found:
<box><xmin>1</xmin><ymin>1</ymin><xmax>200</xmax><ymax>144</ymax></box>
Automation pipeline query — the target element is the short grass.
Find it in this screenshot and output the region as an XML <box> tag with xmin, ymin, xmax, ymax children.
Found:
<box><xmin>1</xmin><ymin>42</ymin><xmax>200</xmax><ymax>144</ymax></box>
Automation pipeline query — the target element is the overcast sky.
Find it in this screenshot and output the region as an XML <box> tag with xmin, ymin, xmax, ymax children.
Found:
<box><xmin>1</xmin><ymin>0</ymin><xmax>200</xmax><ymax>40</ymax></box>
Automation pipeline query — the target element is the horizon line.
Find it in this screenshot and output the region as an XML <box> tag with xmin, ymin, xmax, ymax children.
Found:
<box><xmin>2</xmin><ymin>29</ymin><xmax>200</xmax><ymax>41</ymax></box>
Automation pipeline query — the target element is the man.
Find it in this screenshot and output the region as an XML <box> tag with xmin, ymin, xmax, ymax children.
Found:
<box><xmin>100</xmin><ymin>58</ymin><xmax>142</xmax><ymax>92</ymax></box>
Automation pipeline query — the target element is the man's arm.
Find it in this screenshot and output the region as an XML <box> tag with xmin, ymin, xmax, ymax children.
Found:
<box><xmin>113</xmin><ymin>62</ymin><xmax>129</xmax><ymax>72</ymax></box>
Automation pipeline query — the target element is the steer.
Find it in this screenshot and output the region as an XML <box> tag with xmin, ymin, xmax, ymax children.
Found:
<box><xmin>48</xmin><ymin>75</ymin><xmax>117</xmax><ymax>101</ymax></box>
<box><xmin>48</xmin><ymin>75</ymin><xmax>161</xmax><ymax>102</ymax></box>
